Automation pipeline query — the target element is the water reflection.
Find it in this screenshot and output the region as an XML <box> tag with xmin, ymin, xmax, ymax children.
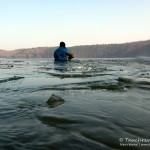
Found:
<box><xmin>54</xmin><ymin>60</ymin><xmax>69</xmax><ymax>72</ymax></box>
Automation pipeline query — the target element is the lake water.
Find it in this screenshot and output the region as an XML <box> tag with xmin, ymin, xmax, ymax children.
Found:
<box><xmin>0</xmin><ymin>58</ymin><xmax>150</xmax><ymax>150</ymax></box>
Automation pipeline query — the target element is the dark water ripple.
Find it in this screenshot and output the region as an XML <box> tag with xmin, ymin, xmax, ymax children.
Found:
<box><xmin>0</xmin><ymin>58</ymin><xmax>150</xmax><ymax>150</ymax></box>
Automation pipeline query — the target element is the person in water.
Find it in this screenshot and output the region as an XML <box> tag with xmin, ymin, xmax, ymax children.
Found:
<box><xmin>54</xmin><ymin>42</ymin><xmax>74</xmax><ymax>61</ymax></box>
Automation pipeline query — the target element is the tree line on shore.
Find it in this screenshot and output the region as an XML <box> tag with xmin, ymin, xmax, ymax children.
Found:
<box><xmin>0</xmin><ymin>40</ymin><xmax>150</xmax><ymax>58</ymax></box>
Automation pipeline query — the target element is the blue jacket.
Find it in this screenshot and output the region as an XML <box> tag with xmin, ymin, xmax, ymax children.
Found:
<box><xmin>54</xmin><ymin>47</ymin><xmax>70</xmax><ymax>61</ymax></box>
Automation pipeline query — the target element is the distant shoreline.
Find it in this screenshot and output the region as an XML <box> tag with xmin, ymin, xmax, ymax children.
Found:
<box><xmin>0</xmin><ymin>39</ymin><xmax>150</xmax><ymax>58</ymax></box>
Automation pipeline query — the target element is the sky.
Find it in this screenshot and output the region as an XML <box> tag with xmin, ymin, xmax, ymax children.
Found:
<box><xmin>0</xmin><ymin>0</ymin><xmax>150</xmax><ymax>50</ymax></box>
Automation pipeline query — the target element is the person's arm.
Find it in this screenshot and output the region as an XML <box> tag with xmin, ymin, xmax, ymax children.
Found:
<box><xmin>64</xmin><ymin>48</ymin><xmax>74</xmax><ymax>60</ymax></box>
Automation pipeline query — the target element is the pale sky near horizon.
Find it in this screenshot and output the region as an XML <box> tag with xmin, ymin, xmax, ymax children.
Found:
<box><xmin>0</xmin><ymin>0</ymin><xmax>150</xmax><ymax>50</ymax></box>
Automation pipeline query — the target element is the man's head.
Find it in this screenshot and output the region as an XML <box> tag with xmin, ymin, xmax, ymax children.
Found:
<box><xmin>60</xmin><ymin>42</ymin><xmax>65</xmax><ymax>47</ymax></box>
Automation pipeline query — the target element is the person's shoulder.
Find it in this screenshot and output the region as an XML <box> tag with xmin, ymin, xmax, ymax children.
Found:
<box><xmin>55</xmin><ymin>47</ymin><xmax>61</xmax><ymax>51</ymax></box>
<box><xmin>64</xmin><ymin>47</ymin><xmax>70</xmax><ymax>52</ymax></box>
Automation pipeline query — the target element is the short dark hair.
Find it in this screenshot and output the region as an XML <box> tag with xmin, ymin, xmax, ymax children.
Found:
<box><xmin>60</xmin><ymin>42</ymin><xmax>65</xmax><ymax>47</ymax></box>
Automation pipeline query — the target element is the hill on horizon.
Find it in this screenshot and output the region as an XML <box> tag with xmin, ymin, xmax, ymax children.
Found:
<box><xmin>0</xmin><ymin>40</ymin><xmax>150</xmax><ymax>58</ymax></box>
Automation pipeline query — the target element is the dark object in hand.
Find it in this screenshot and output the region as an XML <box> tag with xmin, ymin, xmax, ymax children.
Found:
<box><xmin>68</xmin><ymin>53</ymin><xmax>74</xmax><ymax>60</ymax></box>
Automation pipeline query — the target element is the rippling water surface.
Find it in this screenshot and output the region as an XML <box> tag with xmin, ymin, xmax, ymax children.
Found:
<box><xmin>0</xmin><ymin>58</ymin><xmax>150</xmax><ymax>150</ymax></box>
